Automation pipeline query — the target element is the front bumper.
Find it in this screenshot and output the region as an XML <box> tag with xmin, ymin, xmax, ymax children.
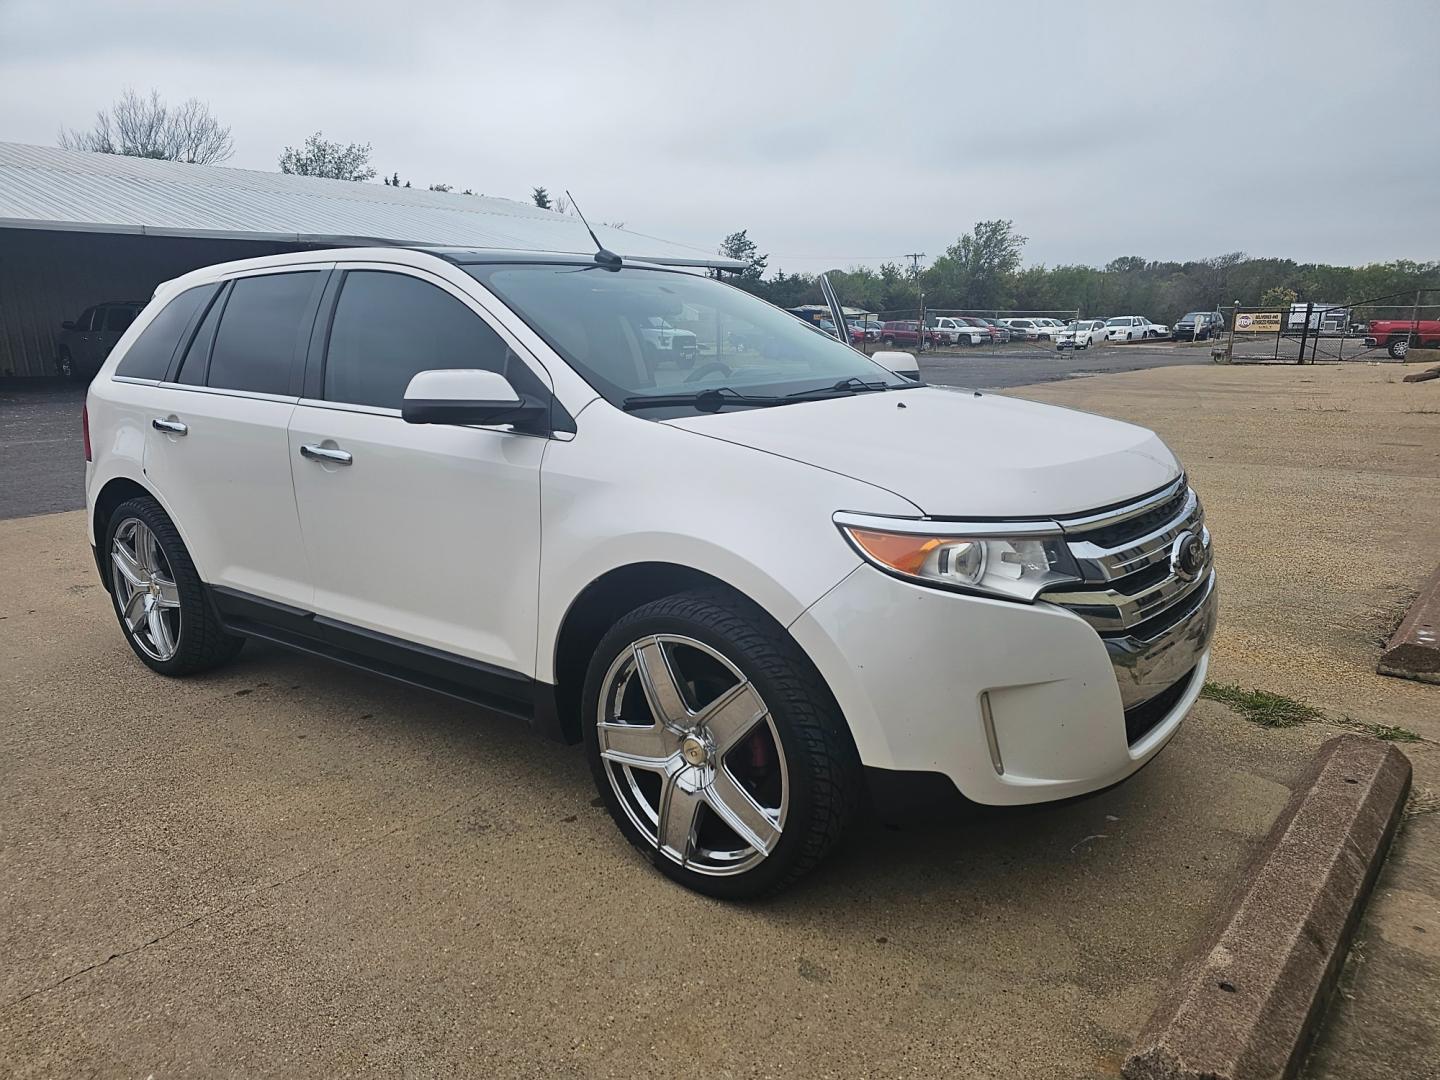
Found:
<box><xmin>790</xmin><ymin>563</ymin><xmax>1212</xmax><ymax>807</ymax></box>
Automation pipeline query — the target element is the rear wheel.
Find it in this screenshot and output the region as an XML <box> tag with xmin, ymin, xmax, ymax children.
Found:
<box><xmin>104</xmin><ymin>496</ymin><xmax>244</xmax><ymax>676</ymax></box>
<box><xmin>881</xmin><ymin>335</ymin><xmax>895</xmax><ymax>346</ymax></box>
<box><xmin>1388</xmin><ymin>336</ymin><xmax>1409</xmax><ymax>359</ymax></box>
<box><xmin>582</xmin><ymin>590</ymin><xmax>862</xmax><ymax>899</ymax></box>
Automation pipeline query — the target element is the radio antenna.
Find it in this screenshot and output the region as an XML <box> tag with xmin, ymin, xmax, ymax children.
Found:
<box><xmin>565</xmin><ymin>190</ymin><xmax>622</xmax><ymax>271</ymax></box>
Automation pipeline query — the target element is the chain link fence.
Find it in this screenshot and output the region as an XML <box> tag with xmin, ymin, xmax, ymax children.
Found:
<box><xmin>1224</xmin><ymin>289</ymin><xmax>1440</xmax><ymax>364</ymax></box>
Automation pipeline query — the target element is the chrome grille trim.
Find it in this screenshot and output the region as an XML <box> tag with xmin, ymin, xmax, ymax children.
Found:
<box><xmin>1042</xmin><ymin>483</ymin><xmax>1212</xmax><ymax>635</ymax></box>
<box><xmin>1065</xmin><ymin>489</ymin><xmax>1205</xmax><ymax>584</ymax></box>
<box><xmin>1054</xmin><ymin>475</ymin><xmax>1186</xmax><ymax>534</ymax></box>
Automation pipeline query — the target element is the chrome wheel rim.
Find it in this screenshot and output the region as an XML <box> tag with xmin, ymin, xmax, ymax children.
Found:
<box><xmin>111</xmin><ymin>518</ymin><xmax>181</xmax><ymax>661</ymax></box>
<box><xmin>597</xmin><ymin>635</ymin><xmax>788</xmax><ymax>877</ymax></box>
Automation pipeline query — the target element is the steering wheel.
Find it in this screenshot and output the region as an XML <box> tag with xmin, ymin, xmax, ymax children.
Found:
<box><xmin>684</xmin><ymin>361</ymin><xmax>733</xmax><ymax>384</ymax></box>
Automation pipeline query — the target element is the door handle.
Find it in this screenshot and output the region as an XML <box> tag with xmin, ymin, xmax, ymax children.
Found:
<box><xmin>152</xmin><ymin>417</ymin><xmax>188</xmax><ymax>435</ymax></box>
<box><xmin>300</xmin><ymin>443</ymin><xmax>353</xmax><ymax>466</ymax></box>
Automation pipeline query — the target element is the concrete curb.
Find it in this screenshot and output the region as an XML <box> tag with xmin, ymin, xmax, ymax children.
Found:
<box><xmin>1378</xmin><ymin>564</ymin><xmax>1440</xmax><ymax>684</ymax></box>
<box><xmin>1123</xmin><ymin>735</ymin><xmax>1412</xmax><ymax>1080</ymax></box>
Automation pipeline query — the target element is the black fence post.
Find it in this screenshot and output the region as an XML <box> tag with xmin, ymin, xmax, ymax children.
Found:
<box><xmin>1296</xmin><ymin>302</ymin><xmax>1313</xmax><ymax>364</ymax></box>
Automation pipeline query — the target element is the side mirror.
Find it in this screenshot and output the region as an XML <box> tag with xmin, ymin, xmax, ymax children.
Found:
<box><xmin>61</xmin><ymin>320</ymin><xmax>76</xmax><ymax>330</ymax></box>
<box><xmin>871</xmin><ymin>349</ymin><xmax>921</xmax><ymax>381</ymax></box>
<box><xmin>401</xmin><ymin>369</ymin><xmax>547</xmax><ymax>429</ymax></box>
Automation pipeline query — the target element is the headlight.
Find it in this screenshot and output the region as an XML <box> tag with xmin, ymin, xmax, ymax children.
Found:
<box><xmin>835</xmin><ymin>514</ymin><xmax>1082</xmax><ymax>601</ymax></box>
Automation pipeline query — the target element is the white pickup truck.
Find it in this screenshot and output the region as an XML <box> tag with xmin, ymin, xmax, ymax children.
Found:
<box><xmin>930</xmin><ymin>317</ymin><xmax>987</xmax><ymax>346</ymax></box>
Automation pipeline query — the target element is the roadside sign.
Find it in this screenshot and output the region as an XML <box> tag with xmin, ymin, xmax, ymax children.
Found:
<box><xmin>1235</xmin><ymin>311</ymin><xmax>1282</xmax><ymax>332</ymax></box>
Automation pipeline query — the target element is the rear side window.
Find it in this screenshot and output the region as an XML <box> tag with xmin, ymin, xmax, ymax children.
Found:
<box><xmin>103</xmin><ymin>306</ymin><xmax>137</xmax><ymax>333</ymax></box>
<box><xmin>322</xmin><ymin>271</ymin><xmax>519</xmax><ymax>409</ymax></box>
<box><xmin>207</xmin><ymin>271</ymin><xmax>323</xmax><ymax>395</ymax></box>
<box><xmin>115</xmin><ymin>286</ymin><xmax>216</xmax><ymax>380</ymax></box>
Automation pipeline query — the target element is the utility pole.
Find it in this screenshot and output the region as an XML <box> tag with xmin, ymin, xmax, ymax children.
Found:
<box><xmin>904</xmin><ymin>253</ymin><xmax>926</xmax><ymax>351</ymax></box>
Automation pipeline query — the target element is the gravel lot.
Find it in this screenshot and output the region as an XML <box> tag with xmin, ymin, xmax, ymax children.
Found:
<box><xmin>1</xmin><ymin>361</ymin><xmax>1435</xmax><ymax>1077</ymax></box>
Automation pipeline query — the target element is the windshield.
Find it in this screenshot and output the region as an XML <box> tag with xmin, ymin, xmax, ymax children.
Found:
<box><xmin>465</xmin><ymin>263</ymin><xmax>911</xmax><ymax>414</ymax></box>
<box><xmin>1181</xmin><ymin>312</ymin><xmax>1205</xmax><ymax>321</ymax></box>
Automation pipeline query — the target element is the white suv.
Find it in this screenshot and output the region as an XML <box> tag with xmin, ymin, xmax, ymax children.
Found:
<box><xmin>85</xmin><ymin>247</ymin><xmax>1216</xmax><ymax>898</ymax></box>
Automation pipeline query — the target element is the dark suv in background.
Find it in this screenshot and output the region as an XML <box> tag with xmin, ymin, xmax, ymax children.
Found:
<box><xmin>56</xmin><ymin>301</ymin><xmax>144</xmax><ymax>381</ymax></box>
<box><xmin>1172</xmin><ymin>310</ymin><xmax>1226</xmax><ymax>341</ymax></box>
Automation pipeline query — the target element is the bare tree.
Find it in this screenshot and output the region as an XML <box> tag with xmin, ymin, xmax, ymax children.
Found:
<box><xmin>278</xmin><ymin>132</ymin><xmax>376</xmax><ymax>182</ymax></box>
<box><xmin>59</xmin><ymin>88</ymin><xmax>234</xmax><ymax>164</ymax></box>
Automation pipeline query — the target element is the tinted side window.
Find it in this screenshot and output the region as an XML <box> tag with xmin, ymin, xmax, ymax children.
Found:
<box><xmin>174</xmin><ymin>285</ymin><xmax>228</xmax><ymax>386</ymax></box>
<box><xmin>74</xmin><ymin>307</ymin><xmax>98</xmax><ymax>331</ymax></box>
<box><xmin>104</xmin><ymin>305</ymin><xmax>137</xmax><ymax>333</ymax></box>
<box><xmin>323</xmin><ymin>271</ymin><xmax>518</xmax><ymax>409</ymax></box>
<box><xmin>115</xmin><ymin>286</ymin><xmax>216</xmax><ymax>380</ymax></box>
<box><xmin>207</xmin><ymin>271</ymin><xmax>322</xmax><ymax>395</ymax></box>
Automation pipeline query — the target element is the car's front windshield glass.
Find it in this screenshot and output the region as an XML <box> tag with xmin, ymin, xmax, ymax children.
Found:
<box><xmin>464</xmin><ymin>263</ymin><xmax>913</xmax><ymax>415</ymax></box>
<box><xmin>1182</xmin><ymin>312</ymin><xmax>1205</xmax><ymax>320</ymax></box>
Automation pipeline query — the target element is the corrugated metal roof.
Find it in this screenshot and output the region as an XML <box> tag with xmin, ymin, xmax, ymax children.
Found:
<box><xmin>0</xmin><ymin>141</ymin><xmax>742</xmax><ymax>269</ymax></box>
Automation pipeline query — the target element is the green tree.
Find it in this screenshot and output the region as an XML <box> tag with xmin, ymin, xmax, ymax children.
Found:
<box><xmin>1259</xmin><ymin>285</ymin><xmax>1297</xmax><ymax>310</ymax></box>
<box><xmin>532</xmin><ymin>186</ymin><xmax>552</xmax><ymax>209</ymax></box>
<box><xmin>278</xmin><ymin>132</ymin><xmax>376</xmax><ymax>181</ymax></box>
<box><xmin>720</xmin><ymin>229</ymin><xmax>769</xmax><ymax>282</ymax></box>
<box><xmin>925</xmin><ymin>220</ymin><xmax>1028</xmax><ymax>308</ymax></box>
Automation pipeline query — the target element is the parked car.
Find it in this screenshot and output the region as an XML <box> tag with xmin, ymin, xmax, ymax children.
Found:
<box><xmin>998</xmin><ymin>318</ymin><xmax>1045</xmax><ymax>341</ymax></box>
<box><xmin>57</xmin><ymin>300</ymin><xmax>144</xmax><ymax>380</ymax></box>
<box><xmin>1056</xmin><ymin>319</ymin><xmax>1108</xmax><ymax>350</ymax></box>
<box><xmin>849</xmin><ymin>318</ymin><xmax>884</xmax><ymax>342</ymax></box>
<box><xmin>639</xmin><ymin>316</ymin><xmax>698</xmax><ymax>369</ymax></box>
<box><xmin>930</xmin><ymin>317</ymin><xmax>987</xmax><ymax>346</ymax></box>
<box><xmin>878</xmin><ymin>320</ymin><xmax>939</xmax><ymax>346</ymax></box>
<box><xmin>972</xmin><ymin>317</ymin><xmax>1012</xmax><ymax>343</ymax></box>
<box><xmin>84</xmin><ymin>246</ymin><xmax>1215</xmax><ymax>898</ymax></box>
<box><xmin>1172</xmin><ymin>311</ymin><xmax>1226</xmax><ymax>341</ymax></box>
<box><xmin>1105</xmin><ymin>316</ymin><xmax>1153</xmax><ymax>342</ymax></box>
<box><xmin>1145</xmin><ymin>320</ymin><xmax>1169</xmax><ymax>338</ymax></box>
<box><xmin>959</xmin><ymin>316</ymin><xmax>1007</xmax><ymax>344</ymax></box>
<box><xmin>1365</xmin><ymin>319</ymin><xmax>1440</xmax><ymax>358</ymax></box>
<box><xmin>818</xmin><ymin>319</ymin><xmax>867</xmax><ymax>345</ymax></box>
<box><xmin>1033</xmin><ymin>318</ymin><xmax>1069</xmax><ymax>337</ymax></box>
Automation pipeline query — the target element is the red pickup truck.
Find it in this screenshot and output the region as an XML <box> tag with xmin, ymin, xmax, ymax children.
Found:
<box><xmin>1367</xmin><ymin>319</ymin><xmax>1440</xmax><ymax>358</ymax></box>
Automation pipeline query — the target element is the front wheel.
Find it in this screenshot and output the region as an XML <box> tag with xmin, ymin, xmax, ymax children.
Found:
<box><xmin>582</xmin><ymin>590</ymin><xmax>863</xmax><ymax>899</ymax></box>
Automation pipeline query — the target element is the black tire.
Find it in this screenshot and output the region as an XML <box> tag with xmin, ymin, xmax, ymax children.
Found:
<box><xmin>881</xmin><ymin>335</ymin><xmax>895</xmax><ymax>346</ymax></box>
<box><xmin>676</xmin><ymin>351</ymin><xmax>696</xmax><ymax>370</ymax></box>
<box><xmin>581</xmin><ymin>589</ymin><xmax>863</xmax><ymax>900</ymax></box>
<box><xmin>1388</xmin><ymin>337</ymin><xmax>1409</xmax><ymax>359</ymax></box>
<box><xmin>56</xmin><ymin>348</ymin><xmax>76</xmax><ymax>380</ymax></box>
<box><xmin>104</xmin><ymin>496</ymin><xmax>244</xmax><ymax>676</ymax></box>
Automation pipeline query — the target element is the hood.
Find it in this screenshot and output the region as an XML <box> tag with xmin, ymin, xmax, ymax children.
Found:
<box><xmin>665</xmin><ymin>386</ymin><xmax>1181</xmax><ymax>517</ymax></box>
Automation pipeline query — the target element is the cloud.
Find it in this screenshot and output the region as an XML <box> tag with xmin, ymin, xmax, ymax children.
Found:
<box><xmin>1</xmin><ymin>0</ymin><xmax>1435</xmax><ymax>269</ymax></box>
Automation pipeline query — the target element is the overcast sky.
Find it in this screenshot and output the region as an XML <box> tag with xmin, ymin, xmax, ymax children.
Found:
<box><xmin>2</xmin><ymin>0</ymin><xmax>1436</xmax><ymax>274</ymax></box>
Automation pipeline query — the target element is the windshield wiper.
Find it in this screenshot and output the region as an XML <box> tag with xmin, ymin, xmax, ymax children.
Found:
<box><xmin>785</xmin><ymin>376</ymin><xmax>897</xmax><ymax>399</ymax></box>
<box><xmin>621</xmin><ymin>387</ymin><xmax>788</xmax><ymax>413</ymax></box>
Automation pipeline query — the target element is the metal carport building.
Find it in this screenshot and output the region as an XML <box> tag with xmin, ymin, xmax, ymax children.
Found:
<box><xmin>0</xmin><ymin>141</ymin><xmax>738</xmax><ymax>379</ymax></box>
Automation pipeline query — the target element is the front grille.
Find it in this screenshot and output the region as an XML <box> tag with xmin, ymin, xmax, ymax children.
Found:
<box><xmin>1041</xmin><ymin>480</ymin><xmax>1209</xmax><ymax>637</ymax></box>
<box><xmin>1040</xmin><ymin>480</ymin><xmax>1216</xmax><ymax>715</ymax></box>
<box><xmin>1067</xmin><ymin>482</ymin><xmax>1190</xmax><ymax>550</ymax></box>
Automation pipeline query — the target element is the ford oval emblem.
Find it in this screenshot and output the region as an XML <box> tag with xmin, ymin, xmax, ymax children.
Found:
<box><xmin>1170</xmin><ymin>531</ymin><xmax>1207</xmax><ymax>582</ymax></box>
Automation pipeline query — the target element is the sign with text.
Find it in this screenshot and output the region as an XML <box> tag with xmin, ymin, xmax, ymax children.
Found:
<box><xmin>1234</xmin><ymin>311</ymin><xmax>1282</xmax><ymax>333</ymax></box>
